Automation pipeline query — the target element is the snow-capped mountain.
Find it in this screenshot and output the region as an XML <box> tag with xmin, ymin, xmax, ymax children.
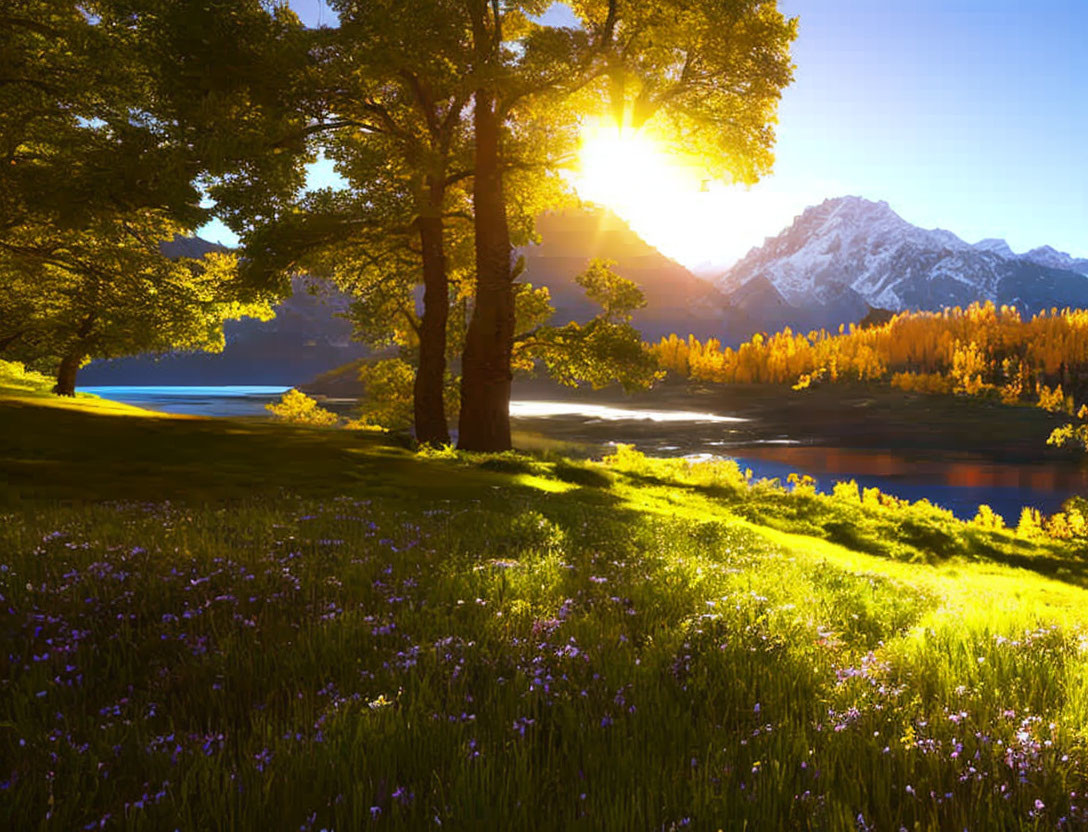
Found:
<box><xmin>1019</xmin><ymin>245</ymin><xmax>1088</xmax><ymax>276</ymax></box>
<box><xmin>716</xmin><ymin>196</ymin><xmax>1088</xmax><ymax>334</ymax></box>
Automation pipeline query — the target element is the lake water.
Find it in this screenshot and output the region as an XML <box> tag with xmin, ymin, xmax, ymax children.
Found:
<box><xmin>78</xmin><ymin>385</ymin><xmax>1088</xmax><ymax>521</ymax></box>
<box><xmin>80</xmin><ymin>385</ymin><xmax>292</xmax><ymax>418</ymax></box>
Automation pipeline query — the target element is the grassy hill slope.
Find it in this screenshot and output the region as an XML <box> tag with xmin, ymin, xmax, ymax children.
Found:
<box><xmin>4</xmin><ymin>384</ymin><xmax>1088</xmax><ymax>830</ymax></box>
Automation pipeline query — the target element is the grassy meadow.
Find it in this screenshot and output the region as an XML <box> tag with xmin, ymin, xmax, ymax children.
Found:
<box><xmin>4</xmin><ymin>366</ymin><xmax>1088</xmax><ymax>829</ymax></box>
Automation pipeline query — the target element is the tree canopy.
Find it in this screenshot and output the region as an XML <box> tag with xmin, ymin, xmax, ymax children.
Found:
<box><xmin>0</xmin><ymin>215</ymin><xmax>273</xmax><ymax>395</ymax></box>
<box><xmin>2</xmin><ymin>0</ymin><xmax>796</xmax><ymax>434</ymax></box>
<box><xmin>1</xmin><ymin>0</ymin><xmax>305</xmax><ymax>392</ymax></box>
<box><xmin>456</xmin><ymin>0</ymin><xmax>797</xmax><ymax>449</ymax></box>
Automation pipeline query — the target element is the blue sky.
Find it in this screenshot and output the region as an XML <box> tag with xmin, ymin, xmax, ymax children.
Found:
<box><xmin>202</xmin><ymin>1</ymin><xmax>1085</xmax><ymax>265</ymax></box>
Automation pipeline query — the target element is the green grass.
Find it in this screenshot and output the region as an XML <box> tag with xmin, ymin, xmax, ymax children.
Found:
<box><xmin>0</xmin><ymin>360</ymin><xmax>154</xmax><ymax>417</ymax></box>
<box><xmin>5</xmin><ymin>388</ymin><xmax>1088</xmax><ymax>829</ymax></box>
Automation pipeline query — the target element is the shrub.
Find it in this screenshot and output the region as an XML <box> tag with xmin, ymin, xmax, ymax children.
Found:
<box><xmin>0</xmin><ymin>359</ymin><xmax>53</xmax><ymax>393</ymax></box>
<box><xmin>265</xmin><ymin>389</ymin><xmax>339</xmax><ymax>426</ymax></box>
<box><xmin>552</xmin><ymin>460</ymin><xmax>613</xmax><ymax>488</ymax></box>
<box><xmin>356</xmin><ymin>358</ymin><xmax>416</xmax><ymax>429</ymax></box>
<box><xmin>890</xmin><ymin>371</ymin><xmax>953</xmax><ymax>395</ymax></box>
<box><xmin>970</xmin><ymin>504</ymin><xmax>1006</xmax><ymax>531</ymax></box>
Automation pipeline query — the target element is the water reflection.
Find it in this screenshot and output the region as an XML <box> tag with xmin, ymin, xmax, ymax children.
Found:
<box><xmin>80</xmin><ymin>385</ymin><xmax>290</xmax><ymax>418</ymax></box>
<box><xmin>717</xmin><ymin>446</ymin><xmax>1088</xmax><ymax>521</ymax></box>
<box><xmin>511</xmin><ymin>402</ymin><xmax>1088</xmax><ymax>520</ymax></box>
<box><xmin>76</xmin><ymin>387</ymin><xmax>1088</xmax><ymax>520</ymax></box>
<box><xmin>737</xmin><ymin>445</ymin><xmax>1088</xmax><ymax>493</ymax></box>
<box><xmin>510</xmin><ymin>400</ymin><xmax>745</xmax><ymax>423</ymax></box>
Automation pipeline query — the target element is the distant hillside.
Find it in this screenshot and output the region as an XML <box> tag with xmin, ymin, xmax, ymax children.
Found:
<box><xmin>715</xmin><ymin>196</ymin><xmax>1088</xmax><ymax>334</ymax></box>
<box><xmin>85</xmin><ymin>214</ymin><xmax>769</xmax><ymax>387</ymax></box>
<box><xmin>524</xmin><ymin>209</ymin><xmax>749</xmax><ymax>341</ymax></box>
<box><xmin>80</xmin><ymin>237</ymin><xmax>367</xmax><ymax>386</ymax></box>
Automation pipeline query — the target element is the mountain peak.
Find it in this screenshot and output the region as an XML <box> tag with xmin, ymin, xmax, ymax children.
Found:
<box><xmin>797</xmin><ymin>195</ymin><xmax>898</xmax><ymax>227</ymax></box>
<box><xmin>973</xmin><ymin>238</ymin><xmax>1016</xmax><ymax>258</ymax></box>
<box><xmin>1022</xmin><ymin>245</ymin><xmax>1088</xmax><ymax>275</ymax></box>
<box><xmin>717</xmin><ymin>196</ymin><xmax>1088</xmax><ymax>333</ymax></box>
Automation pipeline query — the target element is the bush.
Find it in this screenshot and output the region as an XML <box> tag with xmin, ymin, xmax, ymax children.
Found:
<box><xmin>890</xmin><ymin>371</ymin><xmax>953</xmax><ymax>395</ymax></box>
<box><xmin>0</xmin><ymin>359</ymin><xmax>53</xmax><ymax>393</ymax></box>
<box><xmin>265</xmin><ymin>389</ymin><xmax>339</xmax><ymax>426</ymax></box>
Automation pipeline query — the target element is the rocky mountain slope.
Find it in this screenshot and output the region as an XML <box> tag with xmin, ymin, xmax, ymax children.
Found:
<box><xmin>523</xmin><ymin>209</ymin><xmax>742</xmax><ymax>341</ymax></box>
<box><xmin>716</xmin><ymin>196</ymin><xmax>1088</xmax><ymax>334</ymax></box>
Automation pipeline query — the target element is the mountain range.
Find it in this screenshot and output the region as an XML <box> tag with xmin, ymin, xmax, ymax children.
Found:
<box><xmin>523</xmin><ymin>209</ymin><xmax>738</xmax><ymax>341</ymax></box>
<box><xmin>715</xmin><ymin>196</ymin><xmax>1088</xmax><ymax>335</ymax></box>
<box><xmin>82</xmin><ymin>212</ymin><xmax>739</xmax><ymax>386</ymax></box>
<box><xmin>81</xmin><ymin>199</ymin><xmax>1088</xmax><ymax>385</ymax></box>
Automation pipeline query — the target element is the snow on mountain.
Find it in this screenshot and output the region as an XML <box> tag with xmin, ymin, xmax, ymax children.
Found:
<box><xmin>1021</xmin><ymin>245</ymin><xmax>1088</xmax><ymax>276</ymax></box>
<box><xmin>717</xmin><ymin>196</ymin><xmax>1088</xmax><ymax>334</ymax></box>
<box><xmin>973</xmin><ymin>238</ymin><xmax>1015</xmax><ymax>258</ymax></box>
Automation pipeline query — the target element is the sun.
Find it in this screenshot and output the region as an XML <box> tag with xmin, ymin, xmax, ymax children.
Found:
<box><xmin>571</xmin><ymin>120</ymin><xmax>712</xmax><ymax>263</ymax></box>
<box><xmin>571</xmin><ymin>119</ymin><xmax>803</xmax><ymax>272</ymax></box>
<box><xmin>574</xmin><ymin>122</ymin><xmax>702</xmax><ymax>211</ymax></box>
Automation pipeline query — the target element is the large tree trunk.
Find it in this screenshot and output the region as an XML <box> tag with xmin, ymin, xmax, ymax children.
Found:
<box><xmin>458</xmin><ymin>89</ymin><xmax>514</xmax><ymax>451</ymax></box>
<box><xmin>53</xmin><ymin>351</ymin><xmax>82</xmax><ymax>397</ymax></box>
<box><xmin>414</xmin><ymin>213</ymin><xmax>451</xmax><ymax>446</ymax></box>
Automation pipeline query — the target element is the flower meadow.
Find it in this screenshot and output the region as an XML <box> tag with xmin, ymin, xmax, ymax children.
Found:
<box><xmin>5</xmin><ymin>468</ymin><xmax>1088</xmax><ymax>831</ymax></box>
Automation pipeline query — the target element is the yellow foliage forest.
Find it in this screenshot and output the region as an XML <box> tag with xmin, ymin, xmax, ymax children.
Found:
<box><xmin>652</xmin><ymin>302</ymin><xmax>1088</xmax><ymax>406</ymax></box>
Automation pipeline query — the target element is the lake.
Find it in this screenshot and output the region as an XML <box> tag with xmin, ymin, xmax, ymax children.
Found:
<box><xmin>79</xmin><ymin>385</ymin><xmax>1088</xmax><ymax>521</ymax></box>
<box><xmin>79</xmin><ymin>385</ymin><xmax>293</xmax><ymax>418</ymax></box>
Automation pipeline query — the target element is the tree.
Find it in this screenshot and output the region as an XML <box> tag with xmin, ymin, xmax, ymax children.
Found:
<box><xmin>233</xmin><ymin>0</ymin><xmax>477</xmax><ymax>446</ymax></box>
<box><xmin>0</xmin><ymin>212</ymin><xmax>273</xmax><ymax>395</ymax></box>
<box><xmin>339</xmin><ymin>258</ymin><xmax>661</xmax><ymax>430</ymax></box>
<box><xmin>513</xmin><ymin>259</ymin><xmax>661</xmax><ymax>392</ymax></box>
<box><xmin>457</xmin><ymin>0</ymin><xmax>797</xmax><ymax>450</ymax></box>
<box><xmin>0</xmin><ymin>0</ymin><xmax>203</xmax><ymax>236</ymax></box>
<box><xmin>1</xmin><ymin>0</ymin><xmax>308</xmax><ymax>392</ymax></box>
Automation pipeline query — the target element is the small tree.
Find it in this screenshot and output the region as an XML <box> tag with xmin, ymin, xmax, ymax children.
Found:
<box><xmin>2</xmin><ymin>0</ymin><xmax>307</xmax><ymax>393</ymax></box>
<box><xmin>346</xmin><ymin>259</ymin><xmax>661</xmax><ymax>429</ymax></box>
<box><xmin>513</xmin><ymin>260</ymin><xmax>661</xmax><ymax>392</ymax></box>
<box><xmin>1</xmin><ymin>212</ymin><xmax>273</xmax><ymax>394</ymax></box>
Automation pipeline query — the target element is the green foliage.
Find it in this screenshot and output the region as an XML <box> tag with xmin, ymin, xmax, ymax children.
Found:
<box><xmin>1</xmin><ymin>1</ymin><xmax>299</xmax><ymax>390</ymax></box>
<box><xmin>8</xmin><ymin>393</ymin><xmax>1088</xmax><ymax>827</ymax></box>
<box><xmin>515</xmin><ymin>260</ymin><xmax>663</xmax><ymax>392</ymax></box>
<box><xmin>567</xmin><ymin>0</ymin><xmax>798</xmax><ymax>183</ymax></box>
<box><xmin>552</xmin><ymin>459</ymin><xmax>613</xmax><ymax>488</ymax></box>
<box><xmin>574</xmin><ymin>258</ymin><xmax>646</xmax><ymax>323</ymax></box>
<box><xmin>354</xmin><ymin>358</ymin><xmax>437</xmax><ymax>431</ymax></box>
<box><xmin>265</xmin><ymin>389</ymin><xmax>339</xmax><ymax>427</ymax></box>
<box><xmin>0</xmin><ymin>359</ymin><xmax>53</xmax><ymax>394</ymax></box>
<box><xmin>971</xmin><ymin>504</ymin><xmax>1007</xmax><ymax>531</ymax></box>
<box><xmin>1</xmin><ymin>213</ymin><xmax>274</xmax><ymax>391</ymax></box>
<box><xmin>1</xmin><ymin>0</ymin><xmax>201</xmax><ymax>233</ymax></box>
<box><xmin>6</xmin><ymin>460</ymin><xmax>1088</xmax><ymax>829</ymax></box>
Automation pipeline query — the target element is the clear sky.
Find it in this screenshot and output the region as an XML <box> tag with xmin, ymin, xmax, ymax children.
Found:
<box><xmin>202</xmin><ymin>1</ymin><xmax>1086</xmax><ymax>267</ymax></box>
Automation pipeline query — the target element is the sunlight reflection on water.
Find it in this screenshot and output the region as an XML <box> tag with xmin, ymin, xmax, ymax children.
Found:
<box><xmin>509</xmin><ymin>400</ymin><xmax>746</xmax><ymax>423</ymax></box>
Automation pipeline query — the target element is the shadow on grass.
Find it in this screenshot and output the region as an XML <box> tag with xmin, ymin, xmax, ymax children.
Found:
<box><xmin>0</xmin><ymin>399</ymin><xmax>507</xmax><ymax>505</ymax></box>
